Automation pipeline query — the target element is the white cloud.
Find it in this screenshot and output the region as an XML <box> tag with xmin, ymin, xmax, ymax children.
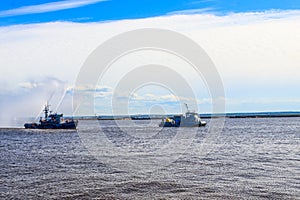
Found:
<box><xmin>167</xmin><ymin>7</ymin><xmax>216</xmax><ymax>16</ymax></box>
<box><xmin>0</xmin><ymin>9</ymin><xmax>300</xmax><ymax>119</ymax></box>
<box><xmin>130</xmin><ymin>93</ymin><xmax>178</xmax><ymax>102</ymax></box>
<box><xmin>129</xmin><ymin>93</ymin><xmax>203</xmax><ymax>104</ymax></box>
<box><xmin>19</xmin><ymin>81</ymin><xmax>39</xmax><ymax>89</ymax></box>
<box><xmin>0</xmin><ymin>0</ymin><xmax>107</xmax><ymax>17</ymax></box>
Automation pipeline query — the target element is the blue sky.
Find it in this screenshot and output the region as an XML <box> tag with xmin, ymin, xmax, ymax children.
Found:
<box><xmin>0</xmin><ymin>0</ymin><xmax>300</xmax><ymax>26</ymax></box>
<box><xmin>0</xmin><ymin>0</ymin><xmax>300</xmax><ymax>124</ymax></box>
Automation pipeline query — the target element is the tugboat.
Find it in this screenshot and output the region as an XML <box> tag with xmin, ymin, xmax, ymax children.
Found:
<box><xmin>24</xmin><ymin>103</ymin><xmax>77</xmax><ymax>129</ymax></box>
<box><xmin>159</xmin><ymin>104</ymin><xmax>206</xmax><ymax>127</ymax></box>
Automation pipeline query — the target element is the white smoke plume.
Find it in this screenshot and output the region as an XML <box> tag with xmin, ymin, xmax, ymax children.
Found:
<box><xmin>0</xmin><ymin>76</ymin><xmax>72</xmax><ymax>127</ymax></box>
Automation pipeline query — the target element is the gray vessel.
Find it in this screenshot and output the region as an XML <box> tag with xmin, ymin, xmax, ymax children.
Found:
<box><xmin>159</xmin><ymin>104</ymin><xmax>206</xmax><ymax>127</ymax></box>
<box><xmin>24</xmin><ymin>103</ymin><xmax>77</xmax><ymax>129</ymax></box>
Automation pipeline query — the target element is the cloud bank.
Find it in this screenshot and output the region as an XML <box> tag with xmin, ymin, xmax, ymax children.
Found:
<box><xmin>0</xmin><ymin>9</ymin><xmax>299</xmax><ymax>125</ymax></box>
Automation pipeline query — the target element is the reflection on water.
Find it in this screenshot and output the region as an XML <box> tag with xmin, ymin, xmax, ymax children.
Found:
<box><xmin>0</xmin><ymin>118</ymin><xmax>300</xmax><ymax>199</ymax></box>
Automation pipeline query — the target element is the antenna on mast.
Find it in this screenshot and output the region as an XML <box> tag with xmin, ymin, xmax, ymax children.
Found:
<box><xmin>184</xmin><ymin>103</ymin><xmax>189</xmax><ymax>112</ymax></box>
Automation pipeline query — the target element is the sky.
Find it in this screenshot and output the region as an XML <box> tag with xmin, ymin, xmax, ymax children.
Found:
<box><xmin>0</xmin><ymin>0</ymin><xmax>300</xmax><ymax>125</ymax></box>
<box><xmin>0</xmin><ymin>0</ymin><xmax>300</xmax><ymax>25</ymax></box>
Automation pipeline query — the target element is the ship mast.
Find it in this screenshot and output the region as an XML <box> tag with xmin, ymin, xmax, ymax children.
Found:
<box><xmin>43</xmin><ymin>102</ymin><xmax>50</xmax><ymax>118</ymax></box>
<box><xmin>184</xmin><ymin>103</ymin><xmax>190</xmax><ymax>112</ymax></box>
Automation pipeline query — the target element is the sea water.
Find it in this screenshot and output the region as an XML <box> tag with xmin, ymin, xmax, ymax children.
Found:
<box><xmin>0</xmin><ymin>118</ymin><xmax>299</xmax><ymax>199</ymax></box>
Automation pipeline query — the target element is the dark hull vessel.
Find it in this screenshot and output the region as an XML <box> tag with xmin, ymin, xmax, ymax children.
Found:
<box><xmin>24</xmin><ymin>103</ymin><xmax>77</xmax><ymax>129</ymax></box>
<box><xmin>24</xmin><ymin>121</ymin><xmax>77</xmax><ymax>129</ymax></box>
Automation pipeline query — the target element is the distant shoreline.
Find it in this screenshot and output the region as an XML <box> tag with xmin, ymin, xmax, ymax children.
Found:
<box><xmin>73</xmin><ymin>111</ymin><xmax>300</xmax><ymax>120</ymax></box>
<box><xmin>1</xmin><ymin>112</ymin><xmax>300</xmax><ymax>128</ymax></box>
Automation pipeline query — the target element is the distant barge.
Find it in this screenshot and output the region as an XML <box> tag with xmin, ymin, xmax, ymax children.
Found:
<box><xmin>24</xmin><ymin>104</ymin><xmax>77</xmax><ymax>129</ymax></box>
<box><xmin>131</xmin><ymin>115</ymin><xmax>151</xmax><ymax>120</ymax></box>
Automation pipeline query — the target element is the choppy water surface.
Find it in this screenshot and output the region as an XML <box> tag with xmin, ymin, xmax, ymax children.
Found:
<box><xmin>0</xmin><ymin>118</ymin><xmax>300</xmax><ymax>199</ymax></box>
